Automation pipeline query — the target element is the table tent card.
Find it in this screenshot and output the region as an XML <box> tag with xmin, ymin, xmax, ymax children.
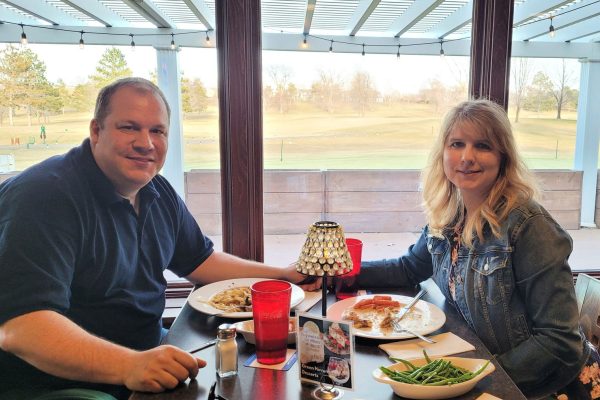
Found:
<box><xmin>296</xmin><ymin>312</ymin><xmax>355</xmax><ymax>391</ymax></box>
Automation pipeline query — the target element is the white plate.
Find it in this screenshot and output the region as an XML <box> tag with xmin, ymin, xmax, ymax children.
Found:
<box><xmin>326</xmin><ymin>294</ymin><xmax>446</xmax><ymax>340</ymax></box>
<box><xmin>187</xmin><ymin>278</ymin><xmax>305</xmax><ymax>319</ymax></box>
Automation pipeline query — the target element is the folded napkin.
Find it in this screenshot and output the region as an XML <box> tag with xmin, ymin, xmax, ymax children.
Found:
<box><xmin>294</xmin><ymin>290</ymin><xmax>322</xmax><ymax>312</ymax></box>
<box><xmin>475</xmin><ymin>393</ymin><xmax>503</xmax><ymax>400</ymax></box>
<box><xmin>378</xmin><ymin>332</ymin><xmax>475</xmax><ymax>360</ymax></box>
<box><xmin>244</xmin><ymin>349</ymin><xmax>297</xmax><ymax>371</ymax></box>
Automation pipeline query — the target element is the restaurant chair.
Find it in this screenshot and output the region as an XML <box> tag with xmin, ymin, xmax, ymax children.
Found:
<box><xmin>575</xmin><ymin>273</ymin><xmax>600</xmax><ymax>350</ymax></box>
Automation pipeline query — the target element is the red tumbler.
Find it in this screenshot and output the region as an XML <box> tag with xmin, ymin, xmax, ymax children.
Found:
<box><xmin>251</xmin><ymin>280</ymin><xmax>292</xmax><ymax>364</ymax></box>
<box><xmin>335</xmin><ymin>238</ymin><xmax>363</xmax><ymax>299</ymax></box>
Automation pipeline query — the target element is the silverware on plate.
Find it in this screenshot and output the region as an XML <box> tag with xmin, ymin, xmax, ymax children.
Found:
<box><xmin>396</xmin><ymin>288</ymin><xmax>427</xmax><ymax>321</ymax></box>
<box><xmin>391</xmin><ymin>319</ymin><xmax>436</xmax><ymax>344</ymax></box>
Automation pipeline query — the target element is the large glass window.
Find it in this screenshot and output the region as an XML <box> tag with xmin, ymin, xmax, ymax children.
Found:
<box><xmin>508</xmin><ymin>57</ymin><xmax>580</xmax><ymax>169</ymax></box>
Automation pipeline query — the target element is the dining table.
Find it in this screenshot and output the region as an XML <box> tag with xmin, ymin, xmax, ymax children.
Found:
<box><xmin>130</xmin><ymin>278</ymin><xmax>526</xmax><ymax>400</ymax></box>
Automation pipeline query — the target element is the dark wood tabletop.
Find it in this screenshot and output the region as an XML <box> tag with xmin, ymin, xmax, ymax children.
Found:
<box><xmin>131</xmin><ymin>279</ymin><xmax>526</xmax><ymax>400</ymax></box>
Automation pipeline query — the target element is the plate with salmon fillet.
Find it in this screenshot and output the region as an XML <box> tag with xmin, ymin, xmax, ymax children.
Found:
<box><xmin>326</xmin><ymin>294</ymin><xmax>446</xmax><ymax>339</ymax></box>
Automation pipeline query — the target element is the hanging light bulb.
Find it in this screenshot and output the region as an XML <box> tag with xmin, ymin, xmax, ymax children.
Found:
<box><xmin>170</xmin><ymin>33</ymin><xmax>176</xmax><ymax>50</ymax></box>
<box><xmin>19</xmin><ymin>24</ymin><xmax>28</xmax><ymax>46</ymax></box>
<box><xmin>361</xmin><ymin>43</ymin><xmax>365</xmax><ymax>56</ymax></box>
<box><xmin>130</xmin><ymin>34</ymin><xmax>136</xmax><ymax>51</ymax></box>
<box><xmin>79</xmin><ymin>31</ymin><xmax>85</xmax><ymax>49</ymax></box>
<box><xmin>205</xmin><ymin>31</ymin><xmax>211</xmax><ymax>45</ymax></box>
<box><xmin>301</xmin><ymin>34</ymin><xmax>308</xmax><ymax>49</ymax></box>
<box><xmin>396</xmin><ymin>44</ymin><xmax>401</xmax><ymax>59</ymax></box>
<box><xmin>439</xmin><ymin>40</ymin><xmax>445</xmax><ymax>57</ymax></box>
<box><xmin>549</xmin><ymin>17</ymin><xmax>555</xmax><ymax>38</ymax></box>
<box><xmin>329</xmin><ymin>40</ymin><xmax>333</xmax><ymax>53</ymax></box>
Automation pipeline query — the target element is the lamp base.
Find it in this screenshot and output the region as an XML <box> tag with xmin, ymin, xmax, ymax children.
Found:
<box><xmin>312</xmin><ymin>387</ymin><xmax>343</xmax><ymax>400</ymax></box>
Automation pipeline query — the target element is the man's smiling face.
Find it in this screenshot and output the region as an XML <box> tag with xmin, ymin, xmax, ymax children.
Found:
<box><xmin>90</xmin><ymin>85</ymin><xmax>169</xmax><ymax>197</ymax></box>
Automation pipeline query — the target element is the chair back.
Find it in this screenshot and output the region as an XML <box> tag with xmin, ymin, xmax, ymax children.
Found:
<box><xmin>575</xmin><ymin>273</ymin><xmax>600</xmax><ymax>350</ymax></box>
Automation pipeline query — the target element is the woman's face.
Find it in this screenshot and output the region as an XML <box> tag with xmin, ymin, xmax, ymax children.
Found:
<box><xmin>443</xmin><ymin>122</ymin><xmax>502</xmax><ymax>210</ymax></box>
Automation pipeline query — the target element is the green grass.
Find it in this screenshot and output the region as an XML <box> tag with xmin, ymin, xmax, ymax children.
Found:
<box><xmin>0</xmin><ymin>102</ymin><xmax>583</xmax><ymax>172</ymax></box>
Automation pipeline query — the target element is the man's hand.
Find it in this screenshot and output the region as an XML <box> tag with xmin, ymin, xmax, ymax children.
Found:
<box><xmin>122</xmin><ymin>345</ymin><xmax>207</xmax><ymax>392</ymax></box>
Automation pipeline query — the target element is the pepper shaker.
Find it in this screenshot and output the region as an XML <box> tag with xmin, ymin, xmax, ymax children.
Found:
<box><xmin>215</xmin><ymin>323</ymin><xmax>238</xmax><ymax>378</ymax></box>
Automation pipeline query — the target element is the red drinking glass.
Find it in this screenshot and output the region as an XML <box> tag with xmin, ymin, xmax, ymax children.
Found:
<box><xmin>335</xmin><ymin>238</ymin><xmax>363</xmax><ymax>299</ymax></box>
<box><xmin>251</xmin><ymin>280</ymin><xmax>292</xmax><ymax>364</ymax></box>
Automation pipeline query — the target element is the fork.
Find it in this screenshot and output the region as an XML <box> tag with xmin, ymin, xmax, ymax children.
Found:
<box><xmin>391</xmin><ymin>319</ymin><xmax>436</xmax><ymax>344</ymax></box>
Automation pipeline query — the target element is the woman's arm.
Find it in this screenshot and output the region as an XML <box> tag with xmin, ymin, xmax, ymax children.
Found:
<box><xmin>497</xmin><ymin>213</ymin><xmax>585</xmax><ymax>392</ymax></box>
<box><xmin>357</xmin><ymin>227</ymin><xmax>434</xmax><ymax>288</ymax></box>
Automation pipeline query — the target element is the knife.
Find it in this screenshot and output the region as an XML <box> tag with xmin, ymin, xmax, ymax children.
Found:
<box><xmin>396</xmin><ymin>288</ymin><xmax>427</xmax><ymax>321</ymax></box>
<box><xmin>187</xmin><ymin>338</ymin><xmax>218</xmax><ymax>354</ymax></box>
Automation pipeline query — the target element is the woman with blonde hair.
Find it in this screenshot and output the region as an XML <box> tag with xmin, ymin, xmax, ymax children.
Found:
<box><xmin>358</xmin><ymin>99</ymin><xmax>596</xmax><ymax>398</ymax></box>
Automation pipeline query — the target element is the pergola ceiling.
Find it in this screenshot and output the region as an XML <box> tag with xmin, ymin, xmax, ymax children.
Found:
<box><xmin>0</xmin><ymin>0</ymin><xmax>599</xmax><ymax>57</ymax></box>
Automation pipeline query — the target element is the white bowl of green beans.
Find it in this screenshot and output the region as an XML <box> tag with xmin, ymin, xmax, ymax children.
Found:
<box><xmin>372</xmin><ymin>355</ymin><xmax>495</xmax><ymax>399</ymax></box>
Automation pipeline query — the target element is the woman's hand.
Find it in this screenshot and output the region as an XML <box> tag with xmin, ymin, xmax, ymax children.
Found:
<box><xmin>282</xmin><ymin>262</ymin><xmax>322</xmax><ymax>291</ymax></box>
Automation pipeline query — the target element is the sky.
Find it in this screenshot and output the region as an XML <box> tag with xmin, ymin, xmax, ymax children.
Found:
<box><xmin>6</xmin><ymin>43</ymin><xmax>582</xmax><ymax>95</ymax></box>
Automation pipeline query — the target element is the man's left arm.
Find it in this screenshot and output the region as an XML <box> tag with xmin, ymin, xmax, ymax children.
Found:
<box><xmin>185</xmin><ymin>251</ymin><xmax>320</xmax><ymax>290</ymax></box>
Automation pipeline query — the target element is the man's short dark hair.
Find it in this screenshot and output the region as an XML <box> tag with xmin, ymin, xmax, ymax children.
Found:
<box><xmin>93</xmin><ymin>77</ymin><xmax>171</xmax><ymax>127</ymax></box>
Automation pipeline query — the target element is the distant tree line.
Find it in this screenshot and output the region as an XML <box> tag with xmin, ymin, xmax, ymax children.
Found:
<box><xmin>263</xmin><ymin>59</ymin><xmax>579</xmax><ymax>121</ymax></box>
<box><xmin>0</xmin><ymin>46</ymin><xmax>210</xmax><ymax>126</ymax></box>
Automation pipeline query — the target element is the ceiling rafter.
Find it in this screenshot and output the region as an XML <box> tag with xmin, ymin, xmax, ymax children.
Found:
<box><xmin>121</xmin><ymin>0</ymin><xmax>173</xmax><ymax>28</ymax></box>
<box><xmin>347</xmin><ymin>0</ymin><xmax>380</xmax><ymax>36</ymax></box>
<box><xmin>181</xmin><ymin>0</ymin><xmax>214</xmax><ymax>30</ymax></box>
<box><xmin>514</xmin><ymin>2</ymin><xmax>600</xmax><ymax>41</ymax></box>
<box><xmin>513</xmin><ymin>0</ymin><xmax>574</xmax><ymax>25</ymax></box>
<box><xmin>303</xmin><ymin>0</ymin><xmax>316</xmax><ymax>34</ymax></box>
<box><xmin>0</xmin><ymin>0</ymin><xmax>81</xmax><ymax>25</ymax></box>
<box><xmin>390</xmin><ymin>0</ymin><xmax>445</xmax><ymax>38</ymax></box>
<box><xmin>59</xmin><ymin>0</ymin><xmax>120</xmax><ymax>27</ymax></box>
<box><xmin>426</xmin><ymin>0</ymin><xmax>472</xmax><ymax>39</ymax></box>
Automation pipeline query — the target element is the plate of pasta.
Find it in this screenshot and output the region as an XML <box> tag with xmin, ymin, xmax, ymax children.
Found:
<box><xmin>187</xmin><ymin>278</ymin><xmax>306</xmax><ymax>318</ymax></box>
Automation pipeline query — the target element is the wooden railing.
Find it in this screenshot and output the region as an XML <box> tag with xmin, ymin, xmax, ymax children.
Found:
<box><xmin>186</xmin><ymin>169</ymin><xmax>585</xmax><ymax>235</ymax></box>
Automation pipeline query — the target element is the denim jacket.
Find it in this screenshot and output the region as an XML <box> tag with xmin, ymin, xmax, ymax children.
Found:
<box><xmin>358</xmin><ymin>200</ymin><xmax>588</xmax><ymax>397</ymax></box>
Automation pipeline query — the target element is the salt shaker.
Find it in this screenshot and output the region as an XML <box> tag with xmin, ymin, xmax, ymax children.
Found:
<box><xmin>215</xmin><ymin>323</ymin><xmax>238</xmax><ymax>378</ymax></box>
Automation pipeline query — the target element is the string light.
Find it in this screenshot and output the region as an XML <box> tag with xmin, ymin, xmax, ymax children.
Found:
<box><xmin>79</xmin><ymin>31</ymin><xmax>84</xmax><ymax>49</ymax></box>
<box><xmin>361</xmin><ymin>43</ymin><xmax>365</xmax><ymax>56</ymax></box>
<box><xmin>130</xmin><ymin>33</ymin><xmax>135</xmax><ymax>51</ymax></box>
<box><xmin>301</xmin><ymin>34</ymin><xmax>308</xmax><ymax>49</ymax></box>
<box><xmin>205</xmin><ymin>31</ymin><xmax>210</xmax><ymax>44</ymax></box>
<box><xmin>439</xmin><ymin>40</ymin><xmax>445</xmax><ymax>57</ymax></box>
<box><xmin>19</xmin><ymin>24</ymin><xmax>27</xmax><ymax>46</ymax></box>
<box><xmin>549</xmin><ymin>17</ymin><xmax>555</xmax><ymax>38</ymax></box>
<box><xmin>329</xmin><ymin>40</ymin><xmax>333</xmax><ymax>52</ymax></box>
<box><xmin>396</xmin><ymin>44</ymin><xmax>401</xmax><ymax>59</ymax></box>
<box><xmin>170</xmin><ymin>33</ymin><xmax>176</xmax><ymax>50</ymax></box>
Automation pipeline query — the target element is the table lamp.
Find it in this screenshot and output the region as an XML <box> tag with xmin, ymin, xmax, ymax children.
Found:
<box><xmin>297</xmin><ymin>221</ymin><xmax>354</xmax><ymax>316</ymax></box>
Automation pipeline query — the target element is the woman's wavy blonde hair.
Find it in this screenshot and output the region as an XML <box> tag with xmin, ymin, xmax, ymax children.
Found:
<box><xmin>422</xmin><ymin>99</ymin><xmax>539</xmax><ymax>246</ymax></box>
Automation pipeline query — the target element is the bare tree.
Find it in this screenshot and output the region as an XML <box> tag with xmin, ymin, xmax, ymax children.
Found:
<box><xmin>265</xmin><ymin>65</ymin><xmax>294</xmax><ymax>113</ymax></box>
<box><xmin>349</xmin><ymin>71</ymin><xmax>378</xmax><ymax>117</ymax></box>
<box><xmin>511</xmin><ymin>58</ymin><xmax>531</xmax><ymax>123</ymax></box>
<box><xmin>310</xmin><ymin>69</ymin><xmax>344</xmax><ymax>113</ymax></box>
<box><xmin>550</xmin><ymin>59</ymin><xmax>573</xmax><ymax>120</ymax></box>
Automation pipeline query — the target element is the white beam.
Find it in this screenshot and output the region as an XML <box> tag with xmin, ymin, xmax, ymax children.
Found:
<box><xmin>0</xmin><ymin>4</ymin><xmax>40</xmax><ymax>24</ymax></box>
<box><xmin>181</xmin><ymin>0</ymin><xmax>214</xmax><ymax>30</ymax></box>
<box><xmin>155</xmin><ymin>47</ymin><xmax>184</xmax><ymax>198</ymax></box>
<box><xmin>303</xmin><ymin>0</ymin><xmax>316</xmax><ymax>35</ymax></box>
<box><xmin>574</xmin><ymin>58</ymin><xmax>600</xmax><ymax>227</ymax></box>
<box><xmin>427</xmin><ymin>0</ymin><xmax>472</xmax><ymax>39</ymax></box>
<box><xmin>345</xmin><ymin>0</ymin><xmax>378</xmax><ymax>36</ymax></box>
<box><xmin>122</xmin><ymin>0</ymin><xmax>173</xmax><ymax>28</ymax></box>
<box><xmin>513</xmin><ymin>0</ymin><xmax>573</xmax><ymax>25</ymax></box>
<box><xmin>59</xmin><ymin>0</ymin><xmax>128</xmax><ymax>27</ymax></box>
<box><xmin>348</xmin><ymin>0</ymin><xmax>380</xmax><ymax>36</ymax></box>
<box><xmin>514</xmin><ymin>3</ymin><xmax>600</xmax><ymax>42</ymax></box>
<box><xmin>390</xmin><ymin>0</ymin><xmax>444</xmax><ymax>38</ymax></box>
<box><xmin>1</xmin><ymin>0</ymin><xmax>81</xmax><ymax>25</ymax></box>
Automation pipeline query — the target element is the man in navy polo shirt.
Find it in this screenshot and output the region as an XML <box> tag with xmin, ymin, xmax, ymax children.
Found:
<box><xmin>0</xmin><ymin>78</ymin><xmax>313</xmax><ymax>399</ymax></box>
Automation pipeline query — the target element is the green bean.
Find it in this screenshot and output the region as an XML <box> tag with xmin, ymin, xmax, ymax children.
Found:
<box><xmin>381</xmin><ymin>351</ymin><xmax>491</xmax><ymax>386</ymax></box>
